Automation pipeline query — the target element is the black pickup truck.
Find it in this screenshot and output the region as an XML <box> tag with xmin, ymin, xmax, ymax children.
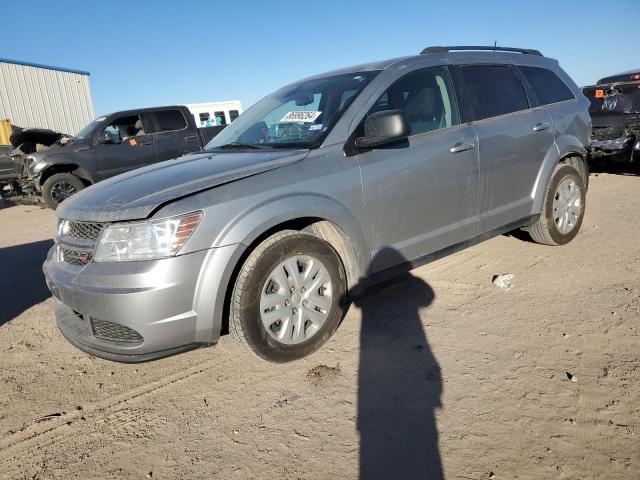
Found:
<box><xmin>0</xmin><ymin>105</ymin><xmax>225</xmax><ymax>208</ymax></box>
<box><xmin>582</xmin><ymin>69</ymin><xmax>640</xmax><ymax>164</ymax></box>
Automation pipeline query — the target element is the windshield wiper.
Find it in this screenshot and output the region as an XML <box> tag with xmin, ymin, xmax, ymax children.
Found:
<box><xmin>215</xmin><ymin>142</ymin><xmax>267</xmax><ymax>150</ymax></box>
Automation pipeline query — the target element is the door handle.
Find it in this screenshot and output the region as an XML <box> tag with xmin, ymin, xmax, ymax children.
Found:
<box><xmin>450</xmin><ymin>141</ymin><xmax>475</xmax><ymax>153</ymax></box>
<box><xmin>184</xmin><ymin>135</ymin><xmax>197</xmax><ymax>141</ymax></box>
<box><xmin>139</xmin><ymin>141</ymin><xmax>152</xmax><ymax>146</ymax></box>
<box><xmin>533</xmin><ymin>122</ymin><xmax>551</xmax><ymax>132</ymax></box>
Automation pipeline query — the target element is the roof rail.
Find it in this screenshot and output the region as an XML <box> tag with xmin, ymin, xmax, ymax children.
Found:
<box><xmin>421</xmin><ymin>46</ymin><xmax>543</xmax><ymax>56</ymax></box>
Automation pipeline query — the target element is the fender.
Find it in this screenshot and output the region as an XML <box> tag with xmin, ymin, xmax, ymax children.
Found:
<box><xmin>192</xmin><ymin>193</ymin><xmax>371</xmax><ymax>343</ymax></box>
<box><xmin>531</xmin><ymin>134</ymin><xmax>586</xmax><ymax>214</ymax></box>
<box><xmin>39</xmin><ymin>162</ymin><xmax>96</xmax><ymax>185</ymax></box>
<box><xmin>35</xmin><ymin>152</ymin><xmax>97</xmax><ymax>188</ymax></box>
<box><xmin>214</xmin><ymin>193</ymin><xmax>371</xmax><ymax>281</ymax></box>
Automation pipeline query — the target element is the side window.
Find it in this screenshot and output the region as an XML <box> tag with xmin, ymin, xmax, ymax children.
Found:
<box><xmin>149</xmin><ymin>109</ymin><xmax>187</xmax><ymax>132</ymax></box>
<box><xmin>459</xmin><ymin>65</ymin><xmax>530</xmax><ymax>121</ymax></box>
<box><xmin>366</xmin><ymin>66</ymin><xmax>460</xmax><ymax>136</ymax></box>
<box><xmin>199</xmin><ymin>112</ymin><xmax>210</xmax><ymax>126</ymax></box>
<box><xmin>340</xmin><ymin>89</ymin><xmax>357</xmax><ymax>108</ymax></box>
<box><xmin>214</xmin><ymin>111</ymin><xmax>227</xmax><ymax>126</ymax></box>
<box><xmin>101</xmin><ymin>114</ymin><xmax>144</xmax><ymax>143</ymax></box>
<box><xmin>519</xmin><ymin>66</ymin><xmax>575</xmax><ymax>105</ymax></box>
<box><xmin>229</xmin><ymin>110</ymin><xmax>240</xmax><ymax>122</ymax></box>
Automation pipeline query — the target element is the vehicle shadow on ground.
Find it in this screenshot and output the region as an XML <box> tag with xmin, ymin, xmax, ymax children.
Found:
<box><xmin>0</xmin><ymin>239</ymin><xmax>52</xmax><ymax>326</ymax></box>
<box><xmin>0</xmin><ymin>196</ymin><xmax>43</xmax><ymax>211</ymax></box>
<box><xmin>589</xmin><ymin>158</ymin><xmax>640</xmax><ymax>176</ymax></box>
<box><xmin>350</xmin><ymin>248</ymin><xmax>443</xmax><ymax>479</ymax></box>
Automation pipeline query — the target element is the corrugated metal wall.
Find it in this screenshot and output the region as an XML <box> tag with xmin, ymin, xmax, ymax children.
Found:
<box><xmin>0</xmin><ymin>61</ymin><xmax>95</xmax><ymax>136</ymax></box>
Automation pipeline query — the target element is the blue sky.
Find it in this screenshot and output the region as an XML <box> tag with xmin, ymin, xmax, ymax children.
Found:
<box><xmin>4</xmin><ymin>0</ymin><xmax>639</xmax><ymax>116</ymax></box>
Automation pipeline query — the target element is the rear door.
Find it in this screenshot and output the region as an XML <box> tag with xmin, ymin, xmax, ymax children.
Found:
<box><xmin>93</xmin><ymin>112</ymin><xmax>157</xmax><ymax>180</ymax></box>
<box><xmin>147</xmin><ymin>108</ymin><xmax>201</xmax><ymax>162</ymax></box>
<box><xmin>518</xmin><ymin>64</ymin><xmax>587</xmax><ymax>151</ymax></box>
<box><xmin>454</xmin><ymin>64</ymin><xmax>555</xmax><ymax>233</ymax></box>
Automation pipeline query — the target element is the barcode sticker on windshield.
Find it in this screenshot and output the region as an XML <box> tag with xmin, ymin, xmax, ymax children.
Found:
<box><xmin>280</xmin><ymin>111</ymin><xmax>322</xmax><ymax>123</ymax></box>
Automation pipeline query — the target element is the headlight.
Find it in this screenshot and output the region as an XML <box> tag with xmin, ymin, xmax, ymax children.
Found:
<box><xmin>94</xmin><ymin>211</ymin><xmax>203</xmax><ymax>262</ymax></box>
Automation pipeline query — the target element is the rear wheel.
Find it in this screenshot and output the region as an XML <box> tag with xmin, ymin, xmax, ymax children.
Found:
<box><xmin>230</xmin><ymin>230</ymin><xmax>347</xmax><ymax>362</ymax></box>
<box><xmin>42</xmin><ymin>173</ymin><xmax>85</xmax><ymax>209</ymax></box>
<box><xmin>525</xmin><ymin>163</ymin><xmax>586</xmax><ymax>245</ymax></box>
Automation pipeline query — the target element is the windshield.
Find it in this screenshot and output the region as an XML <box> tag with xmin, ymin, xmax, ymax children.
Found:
<box><xmin>206</xmin><ymin>71</ymin><xmax>378</xmax><ymax>150</ymax></box>
<box><xmin>74</xmin><ymin>116</ymin><xmax>106</xmax><ymax>139</ymax></box>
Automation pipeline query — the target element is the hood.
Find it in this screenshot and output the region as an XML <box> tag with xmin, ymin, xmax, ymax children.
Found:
<box><xmin>58</xmin><ymin>149</ymin><xmax>309</xmax><ymax>222</ymax></box>
<box><xmin>10</xmin><ymin>126</ymin><xmax>70</xmax><ymax>151</ymax></box>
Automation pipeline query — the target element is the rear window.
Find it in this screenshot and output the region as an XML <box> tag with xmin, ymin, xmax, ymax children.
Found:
<box><xmin>150</xmin><ymin>109</ymin><xmax>187</xmax><ymax>132</ymax></box>
<box><xmin>459</xmin><ymin>65</ymin><xmax>530</xmax><ymax>121</ymax></box>
<box><xmin>519</xmin><ymin>66</ymin><xmax>574</xmax><ymax>105</ymax></box>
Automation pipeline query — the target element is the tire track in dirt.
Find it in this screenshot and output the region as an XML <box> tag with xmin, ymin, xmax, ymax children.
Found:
<box><xmin>0</xmin><ymin>356</ymin><xmax>232</xmax><ymax>459</ymax></box>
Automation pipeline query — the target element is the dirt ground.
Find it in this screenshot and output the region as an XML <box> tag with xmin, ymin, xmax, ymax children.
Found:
<box><xmin>0</xmin><ymin>165</ymin><xmax>638</xmax><ymax>480</ymax></box>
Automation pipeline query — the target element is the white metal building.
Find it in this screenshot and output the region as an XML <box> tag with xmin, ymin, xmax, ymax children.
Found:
<box><xmin>0</xmin><ymin>58</ymin><xmax>95</xmax><ymax>135</ymax></box>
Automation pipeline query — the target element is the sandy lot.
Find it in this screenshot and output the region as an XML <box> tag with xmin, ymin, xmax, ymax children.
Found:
<box><xmin>0</xmin><ymin>165</ymin><xmax>638</xmax><ymax>479</ymax></box>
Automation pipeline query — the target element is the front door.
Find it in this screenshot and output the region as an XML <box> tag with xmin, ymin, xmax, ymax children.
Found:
<box><xmin>93</xmin><ymin>113</ymin><xmax>157</xmax><ymax>180</ymax></box>
<box><xmin>354</xmin><ymin>66</ymin><xmax>480</xmax><ymax>273</ymax></box>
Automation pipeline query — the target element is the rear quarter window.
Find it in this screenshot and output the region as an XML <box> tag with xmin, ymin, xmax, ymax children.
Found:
<box><xmin>519</xmin><ymin>66</ymin><xmax>575</xmax><ymax>105</ymax></box>
<box><xmin>459</xmin><ymin>65</ymin><xmax>530</xmax><ymax>121</ymax></box>
<box><xmin>150</xmin><ymin>109</ymin><xmax>188</xmax><ymax>132</ymax></box>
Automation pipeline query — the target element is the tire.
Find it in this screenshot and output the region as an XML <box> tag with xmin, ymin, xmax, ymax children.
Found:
<box><xmin>230</xmin><ymin>230</ymin><xmax>347</xmax><ymax>362</ymax></box>
<box><xmin>525</xmin><ymin>163</ymin><xmax>586</xmax><ymax>246</ymax></box>
<box><xmin>41</xmin><ymin>173</ymin><xmax>85</xmax><ymax>210</ymax></box>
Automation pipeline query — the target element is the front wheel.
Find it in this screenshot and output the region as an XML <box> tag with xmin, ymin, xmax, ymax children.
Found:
<box><xmin>41</xmin><ymin>173</ymin><xmax>85</xmax><ymax>209</ymax></box>
<box><xmin>230</xmin><ymin>230</ymin><xmax>347</xmax><ymax>362</ymax></box>
<box><xmin>525</xmin><ymin>163</ymin><xmax>586</xmax><ymax>245</ymax></box>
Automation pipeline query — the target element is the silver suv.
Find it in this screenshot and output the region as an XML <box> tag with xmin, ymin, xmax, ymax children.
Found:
<box><xmin>44</xmin><ymin>46</ymin><xmax>591</xmax><ymax>363</ymax></box>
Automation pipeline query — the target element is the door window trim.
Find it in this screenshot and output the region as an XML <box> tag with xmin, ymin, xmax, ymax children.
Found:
<box><xmin>515</xmin><ymin>65</ymin><xmax>577</xmax><ymax>108</ymax></box>
<box><xmin>147</xmin><ymin>108</ymin><xmax>189</xmax><ymax>134</ymax></box>
<box><xmin>91</xmin><ymin>112</ymin><xmax>146</xmax><ymax>146</ymax></box>
<box><xmin>344</xmin><ymin>64</ymin><xmax>463</xmax><ymax>155</ymax></box>
<box><xmin>453</xmin><ymin>63</ymin><xmax>534</xmax><ymax>124</ymax></box>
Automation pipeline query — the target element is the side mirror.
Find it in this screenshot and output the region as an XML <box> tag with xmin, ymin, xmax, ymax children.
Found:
<box><xmin>355</xmin><ymin>110</ymin><xmax>411</xmax><ymax>149</ymax></box>
<box><xmin>97</xmin><ymin>131</ymin><xmax>114</xmax><ymax>145</ymax></box>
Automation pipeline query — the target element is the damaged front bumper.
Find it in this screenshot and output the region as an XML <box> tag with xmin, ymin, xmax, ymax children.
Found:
<box><xmin>588</xmin><ymin>125</ymin><xmax>640</xmax><ymax>160</ymax></box>
<box><xmin>588</xmin><ymin>135</ymin><xmax>635</xmax><ymax>156</ymax></box>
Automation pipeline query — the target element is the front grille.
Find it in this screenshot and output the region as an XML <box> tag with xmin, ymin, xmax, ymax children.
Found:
<box><xmin>58</xmin><ymin>220</ymin><xmax>107</xmax><ymax>266</ymax></box>
<box><xmin>66</xmin><ymin>221</ymin><xmax>107</xmax><ymax>241</ymax></box>
<box><xmin>91</xmin><ymin>318</ymin><xmax>144</xmax><ymax>343</ymax></box>
<box><xmin>61</xmin><ymin>247</ymin><xmax>93</xmax><ymax>266</ymax></box>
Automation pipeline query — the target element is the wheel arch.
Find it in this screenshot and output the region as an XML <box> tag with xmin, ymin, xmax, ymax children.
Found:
<box><xmin>213</xmin><ymin>194</ymin><xmax>370</xmax><ymax>291</ymax></box>
<box><xmin>39</xmin><ymin>163</ymin><xmax>94</xmax><ymax>188</ymax></box>
<box><xmin>202</xmin><ymin>196</ymin><xmax>370</xmax><ymax>340</ymax></box>
<box><xmin>531</xmin><ymin>135</ymin><xmax>587</xmax><ymax>214</ymax></box>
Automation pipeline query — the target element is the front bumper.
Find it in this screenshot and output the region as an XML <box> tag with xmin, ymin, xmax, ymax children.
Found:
<box><xmin>588</xmin><ymin>129</ymin><xmax>639</xmax><ymax>159</ymax></box>
<box><xmin>589</xmin><ymin>135</ymin><xmax>632</xmax><ymax>153</ymax></box>
<box><xmin>43</xmin><ymin>244</ymin><xmax>240</xmax><ymax>362</ymax></box>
